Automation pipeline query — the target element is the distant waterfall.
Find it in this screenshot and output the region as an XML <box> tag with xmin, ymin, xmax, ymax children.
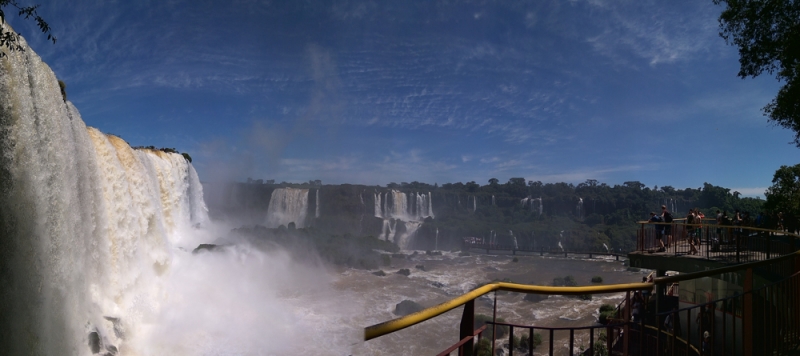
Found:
<box><xmin>381</xmin><ymin>219</ymin><xmax>397</xmax><ymax>242</ymax></box>
<box><xmin>266</xmin><ymin>188</ymin><xmax>309</xmax><ymax>228</ymax></box>
<box><xmin>510</xmin><ymin>230</ymin><xmax>518</xmax><ymax>250</ymax></box>
<box><xmin>374</xmin><ymin>190</ymin><xmax>433</xmax><ymax>220</ymax></box>
<box><xmin>577</xmin><ymin>197</ymin><xmax>584</xmax><ymax>220</ymax></box>
<box><xmin>396</xmin><ymin>221</ymin><xmax>422</xmax><ymax>250</ymax></box>
<box><xmin>492</xmin><ymin>195</ymin><xmax>495</xmax><ymax>206</ymax></box>
<box><xmin>472</xmin><ymin>196</ymin><xmax>477</xmax><ymax>212</ymax></box>
<box><xmin>315</xmin><ymin>189</ymin><xmax>320</xmax><ymax>218</ymax></box>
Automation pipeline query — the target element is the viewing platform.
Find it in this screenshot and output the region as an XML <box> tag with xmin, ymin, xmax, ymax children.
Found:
<box><xmin>365</xmin><ymin>221</ymin><xmax>800</xmax><ymax>355</ymax></box>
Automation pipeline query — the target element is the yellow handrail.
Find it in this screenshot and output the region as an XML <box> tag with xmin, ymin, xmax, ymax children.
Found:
<box><xmin>363</xmin><ymin>250</ymin><xmax>800</xmax><ymax>341</ymax></box>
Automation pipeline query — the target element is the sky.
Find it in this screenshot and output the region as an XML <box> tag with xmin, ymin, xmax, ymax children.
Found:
<box><xmin>6</xmin><ymin>0</ymin><xmax>798</xmax><ymax>197</ymax></box>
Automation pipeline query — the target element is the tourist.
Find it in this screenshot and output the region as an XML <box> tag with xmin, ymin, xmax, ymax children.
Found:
<box><xmin>687</xmin><ymin>209</ymin><xmax>698</xmax><ymax>255</ymax></box>
<box><xmin>649</xmin><ymin>212</ymin><xmax>665</xmax><ymax>252</ymax></box>
<box><xmin>662</xmin><ymin>205</ymin><xmax>674</xmax><ymax>248</ymax></box>
<box><xmin>695</xmin><ymin>208</ymin><xmax>705</xmax><ymax>250</ymax></box>
<box><xmin>702</xmin><ymin>331</ymin><xmax>711</xmax><ymax>355</ymax></box>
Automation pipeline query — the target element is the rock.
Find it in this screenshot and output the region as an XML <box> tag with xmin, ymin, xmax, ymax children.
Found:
<box><xmin>425</xmin><ymin>250</ymin><xmax>442</xmax><ymax>256</ymax></box>
<box><xmin>391</xmin><ymin>253</ymin><xmax>406</xmax><ymax>259</ymax></box>
<box><xmin>459</xmin><ymin>252</ymin><xmax>471</xmax><ymax>257</ymax></box>
<box><xmin>396</xmin><ymin>268</ymin><xmax>411</xmax><ymax>276</ymax></box>
<box><xmin>88</xmin><ymin>331</ymin><xmax>101</xmax><ymax>354</ymax></box>
<box><xmin>393</xmin><ymin>300</ymin><xmax>424</xmax><ymax>316</ymax></box>
<box><xmin>524</xmin><ymin>293</ymin><xmax>548</xmax><ymax>303</ymax></box>
<box><xmin>105</xmin><ymin>344</ymin><xmax>118</xmax><ymax>355</ymax></box>
<box><xmin>192</xmin><ymin>244</ymin><xmax>225</xmax><ymax>254</ymax></box>
<box><xmin>415</xmin><ymin>265</ymin><xmax>426</xmax><ymax>271</ymax></box>
<box><xmin>372</xmin><ymin>270</ymin><xmax>386</xmax><ymax>276</ymax></box>
<box><xmin>431</xmin><ymin>282</ymin><xmax>445</xmax><ymax>288</ymax></box>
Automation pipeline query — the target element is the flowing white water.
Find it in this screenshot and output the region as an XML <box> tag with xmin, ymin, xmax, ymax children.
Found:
<box><xmin>265</xmin><ymin>187</ymin><xmax>309</xmax><ymax>228</ymax></box>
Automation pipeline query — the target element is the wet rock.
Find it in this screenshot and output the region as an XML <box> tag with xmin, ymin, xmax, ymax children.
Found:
<box><xmin>88</xmin><ymin>331</ymin><xmax>101</xmax><ymax>354</ymax></box>
<box><xmin>372</xmin><ymin>270</ymin><xmax>386</xmax><ymax>276</ymax></box>
<box><xmin>391</xmin><ymin>253</ymin><xmax>406</xmax><ymax>259</ymax></box>
<box><xmin>103</xmin><ymin>316</ymin><xmax>124</xmax><ymax>339</ymax></box>
<box><xmin>431</xmin><ymin>281</ymin><xmax>445</xmax><ymax>288</ymax></box>
<box><xmin>192</xmin><ymin>244</ymin><xmax>225</xmax><ymax>254</ymax></box>
<box><xmin>523</xmin><ymin>293</ymin><xmax>548</xmax><ymax>303</ymax></box>
<box><xmin>393</xmin><ymin>300</ymin><xmax>424</xmax><ymax>316</ymax></box>
<box><xmin>104</xmin><ymin>344</ymin><xmax>118</xmax><ymax>355</ymax></box>
<box><xmin>459</xmin><ymin>252</ymin><xmax>471</xmax><ymax>257</ymax></box>
<box><xmin>396</xmin><ymin>268</ymin><xmax>411</xmax><ymax>276</ymax></box>
<box><xmin>425</xmin><ymin>250</ymin><xmax>442</xmax><ymax>256</ymax></box>
<box><xmin>415</xmin><ymin>265</ymin><xmax>426</xmax><ymax>271</ymax></box>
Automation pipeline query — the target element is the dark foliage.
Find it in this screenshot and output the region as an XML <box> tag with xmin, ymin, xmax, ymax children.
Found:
<box><xmin>714</xmin><ymin>0</ymin><xmax>800</xmax><ymax>145</ymax></box>
<box><xmin>0</xmin><ymin>0</ymin><xmax>56</xmax><ymax>57</ymax></box>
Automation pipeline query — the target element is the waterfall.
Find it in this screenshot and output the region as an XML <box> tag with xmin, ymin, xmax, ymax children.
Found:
<box><xmin>265</xmin><ymin>188</ymin><xmax>309</xmax><ymax>228</ymax></box>
<box><xmin>510</xmin><ymin>230</ymin><xmax>518</xmax><ymax>250</ymax></box>
<box><xmin>315</xmin><ymin>189</ymin><xmax>320</xmax><ymax>218</ymax></box>
<box><xmin>374</xmin><ymin>191</ymin><xmax>382</xmax><ymax>218</ymax></box>
<box><xmin>0</xmin><ymin>33</ymin><xmax>209</xmax><ymax>354</ymax></box>
<box><xmin>381</xmin><ymin>219</ymin><xmax>397</xmax><ymax>242</ymax></box>
<box><xmin>558</xmin><ymin>241</ymin><xmax>564</xmax><ymax>251</ymax></box>
<box><xmin>492</xmin><ymin>195</ymin><xmax>495</xmax><ymax>206</ymax></box>
<box><xmin>472</xmin><ymin>195</ymin><xmax>477</xmax><ymax>212</ymax></box>
<box><xmin>577</xmin><ymin>197</ymin><xmax>584</xmax><ymax>220</ymax></box>
<box><xmin>396</xmin><ymin>221</ymin><xmax>422</xmax><ymax>250</ymax></box>
<box><xmin>435</xmin><ymin>228</ymin><xmax>439</xmax><ymax>250</ymax></box>
<box><xmin>603</xmin><ymin>243</ymin><xmax>610</xmax><ymax>252</ymax></box>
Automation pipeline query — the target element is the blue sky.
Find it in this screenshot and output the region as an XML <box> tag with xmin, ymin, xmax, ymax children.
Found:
<box><xmin>8</xmin><ymin>0</ymin><xmax>798</xmax><ymax>196</ymax></box>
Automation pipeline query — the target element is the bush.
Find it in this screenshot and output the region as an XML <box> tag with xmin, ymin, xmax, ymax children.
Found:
<box><xmin>514</xmin><ymin>332</ymin><xmax>542</xmax><ymax>351</ymax></box>
<box><xmin>591</xmin><ymin>276</ymin><xmax>603</xmax><ymax>283</ymax></box>
<box><xmin>474</xmin><ymin>314</ymin><xmax>508</xmax><ymax>340</ymax></box>
<box><xmin>474</xmin><ymin>337</ymin><xmax>492</xmax><ymax>356</ymax></box>
<box><xmin>181</xmin><ymin>152</ymin><xmax>192</xmax><ymax>163</ymax></box>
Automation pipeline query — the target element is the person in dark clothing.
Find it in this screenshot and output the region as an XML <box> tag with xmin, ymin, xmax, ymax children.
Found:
<box><xmin>662</xmin><ymin>205</ymin><xmax>674</xmax><ymax>247</ymax></box>
<box><xmin>649</xmin><ymin>212</ymin><xmax>665</xmax><ymax>251</ymax></box>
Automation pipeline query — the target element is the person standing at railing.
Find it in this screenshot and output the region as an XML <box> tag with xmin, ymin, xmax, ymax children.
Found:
<box><xmin>649</xmin><ymin>212</ymin><xmax>666</xmax><ymax>252</ymax></box>
<box><xmin>687</xmin><ymin>209</ymin><xmax>698</xmax><ymax>255</ymax></box>
<box><xmin>696</xmin><ymin>209</ymin><xmax>705</xmax><ymax>249</ymax></box>
<box><xmin>662</xmin><ymin>205</ymin><xmax>674</xmax><ymax>248</ymax></box>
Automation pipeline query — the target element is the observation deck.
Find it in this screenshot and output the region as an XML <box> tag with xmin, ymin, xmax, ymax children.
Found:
<box><xmin>364</xmin><ymin>221</ymin><xmax>800</xmax><ymax>355</ymax></box>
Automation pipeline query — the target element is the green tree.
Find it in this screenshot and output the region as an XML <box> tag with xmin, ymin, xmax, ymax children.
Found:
<box><xmin>714</xmin><ymin>0</ymin><xmax>800</xmax><ymax>145</ymax></box>
<box><xmin>0</xmin><ymin>0</ymin><xmax>56</xmax><ymax>57</ymax></box>
<box><xmin>765</xmin><ymin>164</ymin><xmax>800</xmax><ymax>215</ymax></box>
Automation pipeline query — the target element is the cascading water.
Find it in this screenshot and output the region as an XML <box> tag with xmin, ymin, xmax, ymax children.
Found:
<box><xmin>265</xmin><ymin>187</ymin><xmax>309</xmax><ymax>228</ymax></box>
<box><xmin>373</xmin><ymin>190</ymin><xmax>433</xmax><ymax>249</ymax></box>
<box><xmin>509</xmin><ymin>230</ymin><xmax>518</xmax><ymax>250</ymax></box>
<box><xmin>315</xmin><ymin>189</ymin><xmax>320</xmax><ymax>218</ymax></box>
<box><xmin>472</xmin><ymin>195</ymin><xmax>477</xmax><ymax>212</ymax></box>
<box><xmin>0</xmin><ymin>31</ymin><xmax>212</xmax><ymax>354</ymax></box>
<box><xmin>577</xmin><ymin>197</ymin><xmax>584</xmax><ymax>220</ymax></box>
<box><xmin>0</xmin><ymin>31</ymin><xmax>361</xmax><ymax>355</ymax></box>
<box><xmin>603</xmin><ymin>243</ymin><xmax>610</xmax><ymax>252</ymax></box>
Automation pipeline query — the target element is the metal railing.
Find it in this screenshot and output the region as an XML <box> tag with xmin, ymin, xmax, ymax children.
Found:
<box><xmin>364</xmin><ymin>230</ymin><xmax>800</xmax><ymax>356</ymax></box>
<box><xmin>637</xmin><ymin>220</ymin><xmax>800</xmax><ymax>264</ymax></box>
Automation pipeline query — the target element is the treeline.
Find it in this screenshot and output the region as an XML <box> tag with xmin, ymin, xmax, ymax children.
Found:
<box><xmin>216</xmin><ymin>178</ymin><xmax>763</xmax><ymax>254</ymax></box>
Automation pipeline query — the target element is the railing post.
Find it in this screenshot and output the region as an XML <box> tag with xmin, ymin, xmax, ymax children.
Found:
<box><xmin>459</xmin><ymin>300</ymin><xmax>475</xmax><ymax>356</ymax></box>
<box><xmin>743</xmin><ymin>267</ymin><xmax>753</xmax><ymax>356</ymax></box>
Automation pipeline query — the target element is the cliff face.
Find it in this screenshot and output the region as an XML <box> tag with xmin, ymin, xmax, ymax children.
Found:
<box><xmin>207</xmin><ymin>182</ymin><xmax>620</xmax><ymax>251</ymax></box>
